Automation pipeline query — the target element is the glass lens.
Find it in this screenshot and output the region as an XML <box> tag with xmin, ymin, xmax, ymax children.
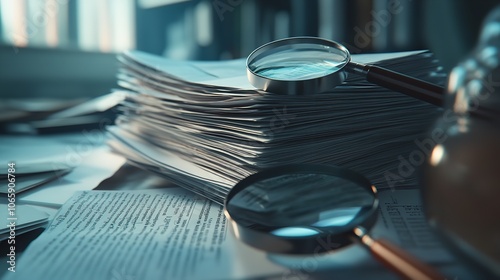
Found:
<box><xmin>247</xmin><ymin>43</ymin><xmax>350</xmax><ymax>81</ymax></box>
<box><xmin>226</xmin><ymin>171</ymin><xmax>376</xmax><ymax>238</ymax></box>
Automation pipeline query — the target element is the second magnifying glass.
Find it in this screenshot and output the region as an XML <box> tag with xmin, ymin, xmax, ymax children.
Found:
<box><xmin>224</xmin><ymin>164</ymin><xmax>445</xmax><ymax>280</ymax></box>
<box><xmin>247</xmin><ymin>37</ymin><xmax>444</xmax><ymax>106</ymax></box>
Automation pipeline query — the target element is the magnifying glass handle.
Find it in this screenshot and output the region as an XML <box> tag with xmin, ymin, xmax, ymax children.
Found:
<box><xmin>356</xmin><ymin>232</ymin><xmax>446</xmax><ymax>280</ymax></box>
<box><xmin>349</xmin><ymin>62</ymin><xmax>444</xmax><ymax>107</ymax></box>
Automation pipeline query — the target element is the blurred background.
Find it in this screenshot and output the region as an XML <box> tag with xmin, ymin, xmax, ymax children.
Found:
<box><xmin>0</xmin><ymin>0</ymin><xmax>497</xmax><ymax>99</ymax></box>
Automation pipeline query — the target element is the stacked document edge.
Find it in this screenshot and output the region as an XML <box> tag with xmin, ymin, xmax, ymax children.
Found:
<box><xmin>108</xmin><ymin>50</ymin><xmax>445</xmax><ymax>204</ymax></box>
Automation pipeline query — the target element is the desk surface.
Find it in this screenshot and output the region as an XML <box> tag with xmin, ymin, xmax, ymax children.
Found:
<box><xmin>0</xmin><ymin>135</ymin><xmax>489</xmax><ymax>279</ymax></box>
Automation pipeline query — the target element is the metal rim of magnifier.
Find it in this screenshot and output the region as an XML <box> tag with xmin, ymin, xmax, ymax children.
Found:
<box><xmin>224</xmin><ymin>164</ymin><xmax>379</xmax><ymax>255</ymax></box>
<box><xmin>246</xmin><ymin>37</ymin><xmax>352</xmax><ymax>95</ymax></box>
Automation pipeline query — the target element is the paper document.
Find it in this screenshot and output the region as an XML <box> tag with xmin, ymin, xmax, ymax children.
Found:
<box><xmin>19</xmin><ymin>147</ymin><xmax>126</xmax><ymax>207</ymax></box>
<box><xmin>111</xmin><ymin>50</ymin><xmax>446</xmax><ymax>204</ymax></box>
<box><xmin>8</xmin><ymin>188</ymin><xmax>453</xmax><ymax>280</ymax></box>
<box><xmin>8</xmin><ymin>188</ymin><xmax>286</xmax><ymax>280</ymax></box>
<box><xmin>371</xmin><ymin>188</ymin><xmax>453</xmax><ymax>263</ymax></box>
<box><xmin>0</xmin><ymin>204</ymin><xmax>49</xmax><ymax>241</ymax></box>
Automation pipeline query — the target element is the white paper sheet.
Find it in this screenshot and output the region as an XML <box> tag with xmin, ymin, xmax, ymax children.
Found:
<box><xmin>8</xmin><ymin>188</ymin><xmax>286</xmax><ymax>280</ymax></box>
<box><xmin>19</xmin><ymin>147</ymin><xmax>126</xmax><ymax>207</ymax></box>
<box><xmin>8</xmin><ymin>187</ymin><xmax>455</xmax><ymax>280</ymax></box>
<box><xmin>0</xmin><ymin>204</ymin><xmax>49</xmax><ymax>240</ymax></box>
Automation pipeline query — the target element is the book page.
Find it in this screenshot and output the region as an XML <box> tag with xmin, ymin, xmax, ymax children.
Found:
<box><xmin>7</xmin><ymin>188</ymin><xmax>453</xmax><ymax>280</ymax></box>
<box><xmin>7</xmin><ymin>188</ymin><xmax>286</xmax><ymax>280</ymax></box>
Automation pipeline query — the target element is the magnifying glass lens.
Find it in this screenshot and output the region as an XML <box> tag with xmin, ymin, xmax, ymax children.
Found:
<box><xmin>247</xmin><ymin>43</ymin><xmax>350</xmax><ymax>81</ymax></box>
<box><xmin>226</xmin><ymin>171</ymin><xmax>376</xmax><ymax>238</ymax></box>
<box><xmin>225</xmin><ymin>165</ymin><xmax>445</xmax><ymax>279</ymax></box>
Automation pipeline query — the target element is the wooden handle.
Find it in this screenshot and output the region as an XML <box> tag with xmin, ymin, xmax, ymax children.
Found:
<box><xmin>369</xmin><ymin>238</ymin><xmax>446</xmax><ymax>280</ymax></box>
<box><xmin>348</xmin><ymin>62</ymin><xmax>444</xmax><ymax>107</ymax></box>
<box><xmin>365</xmin><ymin>65</ymin><xmax>444</xmax><ymax>107</ymax></box>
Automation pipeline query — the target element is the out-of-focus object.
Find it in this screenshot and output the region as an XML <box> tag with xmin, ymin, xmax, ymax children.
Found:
<box><xmin>0</xmin><ymin>0</ymin><xmax>126</xmax><ymax>99</ymax></box>
<box><xmin>0</xmin><ymin>161</ymin><xmax>73</xmax><ymax>193</ymax></box>
<box><xmin>421</xmin><ymin>5</ymin><xmax>500</xmax><ymax>278</ymax></box>
<box><xmin>139</xmin><ymin>0</ymin><xmax>191</xmax><ymax>9</ymax></box>
<box><xmin>0</xmin><ymin>46</ymin><xmax>118</xmax><ymax>100</ymax></box>
<box><xmin>1</xmin><ymin>92</ymin><xmax>123</xmax><ymax>134</ymax></box>
<box><xmin>0</xmin><ymin>0</ymin><xmax>134</xmax><ymax>52</ymax></box>
<box><xmin>424</xmin><ymin>0</ymin><xmax>500</xmax><ymax>72</ymax></box>
<box><xmin>0</xmin><ymin>98</ymin><xmax>83</xmax><ymax>124</ymax></box>
<box><xmin>0</xmin><ymin>203</ymin><xmax>49</xmax><ymax>241</ymax></box>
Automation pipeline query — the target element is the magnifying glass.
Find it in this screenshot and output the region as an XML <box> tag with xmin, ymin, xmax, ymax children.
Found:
<box><xmin>224</xmin><ymin>164</ymin><xmax>445</xmax><ymax>280</ymax></box>
<box><xmin>247</xmin><ymin>37</ymin><xmax>444</xmax><ymax>106</ymax></box>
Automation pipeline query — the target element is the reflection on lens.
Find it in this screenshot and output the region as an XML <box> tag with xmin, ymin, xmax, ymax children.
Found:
<box><xmin>248</xmin><ymin>43</ymin><xmax>349</xmax><ymax>81</ymax></box>
<box><xmin>313</xmin><ymin>207</ymin><xmax>363</xmax><ymax>227</ymax></box>
<box><xmin>271</xmin><ymin>227</ymin><xmax>320</xmax><ymax>237</ymax></box>
<box><xmin>226</xmin><ymin>171</ymin><xmax>375</xmax><ymax>238</ymax></box>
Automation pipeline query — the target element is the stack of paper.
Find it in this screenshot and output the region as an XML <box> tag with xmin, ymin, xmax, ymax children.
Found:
<box><xmin>108</xmin><ymin>50</ymin><xmax>445</xmax><ymax>203</ymax></box>
<box><xmin>0</xmin><ymin>162</ymin><xmax>72</xmax><ymax>194</ymax></box>
<box><xmin>0</xmin><ymin>204</ymin><xmax>49</xmax><ymax>241</ymax></box>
